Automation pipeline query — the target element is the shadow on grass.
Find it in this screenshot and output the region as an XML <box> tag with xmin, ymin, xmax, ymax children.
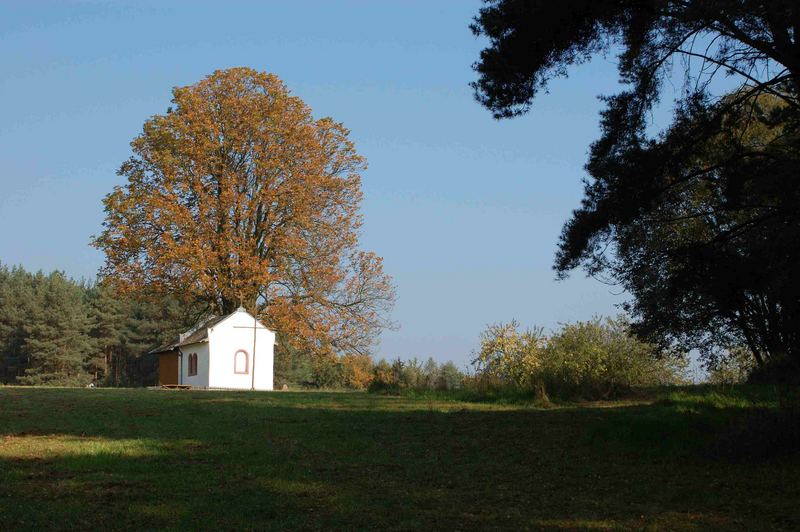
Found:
<box><xmin>0</xmin><ymin>387</ymin><xmax>798</xmax><ymax>530</ymax></box>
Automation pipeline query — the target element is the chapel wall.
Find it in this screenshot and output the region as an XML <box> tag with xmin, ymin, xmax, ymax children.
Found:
<box><xmin>207</xmin><ymin>312</ymin><xmax>275</xmax><ymax>391</ymax></box>
<box><xmin>180</xmin><ymin>342</ymin><xmax>210</xmax><ymax>388</ymax></box>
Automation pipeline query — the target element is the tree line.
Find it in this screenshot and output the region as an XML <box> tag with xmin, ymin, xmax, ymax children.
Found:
<box><xmin>0</xmin><ymin>263</ymin><xmax>389</xmax><ymax>389</ymax></box>
<box><xmin>0</xmin><ymin>264</ymin><xmax>197</xmax><ymax>386</ymax></box>
<box><xmin>0</xmin><ymin>261</ymin><xmax>747</xmax><ymax>394</ymax></box>
<box><xmin>277</xmin><ymin>315</ymin><xmax>690</xmax><ymax>398</ymax></box>
<box><xmin>367</xmin><ymin>316</ymin><xmax>689</xmax><ymax>400</ymax></box>
<box><xmin>0</xmin><ymin>262</ymin><xmax>458</xmax><ymax>390</ymax></box>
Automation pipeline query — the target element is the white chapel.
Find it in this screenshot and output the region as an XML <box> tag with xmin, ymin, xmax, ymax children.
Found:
<box><xmin>151</xmin><ymin>307</ymin><xmax>275</xmax><ymax>390</ymax></box>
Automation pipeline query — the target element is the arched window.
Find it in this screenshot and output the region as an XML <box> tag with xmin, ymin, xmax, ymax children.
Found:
<box><xmin>234</xmin><ymin>350</ymin><xmax>249</xmax><ymax>374</ymax></box>
<box><xmin>188</xmin><ymin>353</ymin><xmax>198</xmax><ymax>376</ymax></box>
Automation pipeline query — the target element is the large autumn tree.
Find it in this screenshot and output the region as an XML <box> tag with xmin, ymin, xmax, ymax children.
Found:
<box><xmin>94</xmin><ymin>68</ymin><xmax>395</xmax><ymax>357</ymax></box>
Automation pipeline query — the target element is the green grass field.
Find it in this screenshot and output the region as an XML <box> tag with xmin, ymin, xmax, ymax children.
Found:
<box><xmin>1</xmin><ymin>386</ymin><xmax>798</xmax><ymax>530</ymax></box>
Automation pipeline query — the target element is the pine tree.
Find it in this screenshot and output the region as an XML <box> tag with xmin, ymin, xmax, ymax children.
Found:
<box><xmin>86</xmin><ymin>282</ymin><xmax>127</xmax><ymax>384</ymax></box>
<box><xmin>0</xmin><ymin>265</ymin><xmax>37</xmax><ymax>382</ymax></box>
<box><xmin>17</xmin><ymin>272</ymin><xmax>93</xmax><ymax>386</ymax></box>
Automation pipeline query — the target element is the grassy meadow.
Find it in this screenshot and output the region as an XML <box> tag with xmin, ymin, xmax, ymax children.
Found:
<box><xmin>0</xmin><ymin>386</ymin><xmax>798</xmax><ymax>530</ymax></box>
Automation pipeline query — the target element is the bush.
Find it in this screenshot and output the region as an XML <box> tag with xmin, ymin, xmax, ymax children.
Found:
<box><xmin>437</xmin><ymin>361</ymin><xmax>464</xmax><ymax>390</ymax></box>
<box><xmin>273</xmin><ymin>340</ymin><xmax>314</xmax><ymax>388</ymax></box>
<box><xmin>460</xmin><ymin>373</ymin><xmax>550</xmax><ymax>403</ymax></box>
<box><xmin>541</xmin><ymin>317</ymin><xmax>686</xmax><ymax>399</ymax></box>
<box><xmin>274</xmin><ymin>344</ymin><xmax>374</xmax><ymax>390</ymax></box>
<box><xmin>275</xmin><ymin>342</ymin><xmax>377</xmax><ymax>390</ymax></box>
<box><xmin>469</xmin><ymin>316</ymin><xmax>687</xmax><ymax>400</ymax></box>
<box><xmin>311</xmin><ymin>356</ymin><xmax>346</xmax><ymax>388</ymax></box>
<box><xmin>340</xmin><ymin>354</ymin><xmax>374</xmax><ymax>390</ymax></box>
<box><xmin>707</xmin><ymin>346</ymin><xmax>757</xmax><ymax>385</ymax></box>
<box><xmin>471</xmin><ymin>321</ymin><xmax>544</xmax><ymax>389</ymax></box>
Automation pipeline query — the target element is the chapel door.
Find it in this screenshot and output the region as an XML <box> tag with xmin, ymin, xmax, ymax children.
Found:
<box><xmin>158</xmin><ymin>352</ymin><xmax>179</xmax><ymax>385</ymax></box>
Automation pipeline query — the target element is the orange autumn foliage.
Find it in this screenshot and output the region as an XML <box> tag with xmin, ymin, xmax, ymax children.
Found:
<box><xmin>94</xmin><ymin>68</ymin><xmax>395</xmax><ymax>356</ymax></box>
<box><xmin>341</xmin><ymin>354</ymin><xmax>375</xmax><ymax>390</ymax></box>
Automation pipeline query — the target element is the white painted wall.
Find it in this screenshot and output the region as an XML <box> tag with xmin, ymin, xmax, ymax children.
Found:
<box><xmin>207</xmin><ymin>310</ymin><xmax>275</xmax><ymax>391</ymax></box>
<box><xmin>179</xmin><ymin>342</ymin><xmax>210</xmax><ymax>388</ymax></box>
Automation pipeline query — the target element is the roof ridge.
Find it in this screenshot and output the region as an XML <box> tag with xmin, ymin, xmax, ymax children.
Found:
<box><xmin>149</xmin><ymin>309</ymin><xmax>264</xmax><ymax>354</ymax></box>
<box><xmin>179</xmin><ymin>313</ymin><xmax>219</xmax><ymax>343</ymax></box>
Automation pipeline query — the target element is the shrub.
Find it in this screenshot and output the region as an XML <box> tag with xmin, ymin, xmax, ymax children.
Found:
<box><xmin>707</xmin><ymin>346</ymin><xmax>757</xmax><ymax>385</ymax></box>
<box><xmin>541</xmin><ymin>317</ymin><xmax>686</xmax><ymax>399</ymax></box>
<box><xmin>273</xmin><ymin>340</ymin><xmax>314</xmax><ymax>388</ymax></box>
<box><xmin>310</xmin><ymin>356</ymin><xmax>345</xmax><ymax>388</ymax></box>
<box><xmin>276</xmin><ymin>344</ymin><xmax>377</xmax><ymax>390</ymax></box>
<box><xmin>437</xmin><ymin>361</ymin><xmax>464</xmax><ymax>390</ymax></box>
<box><xmin>469</xmin><ymin>316</ymin><xmax>687</xmax><ymax>400</ymax></box>
<box><xmin>340</xmin><ymin>354</ymin><xmax>374</xmax><ymax>390</ymax></box>
<box><xmin>368</xmin><ymin>358</ymin><xmax>400</xmax><ymax>393</ymax></box>
<box><xmin>471</xmin><ymin>321</ymin><xmax>544</xmax><ymax>389</ymax></box>
<box><xmin>461</xmin><ymin>373</ymin><xmax>550</xmax><ymax>403</ymax></box>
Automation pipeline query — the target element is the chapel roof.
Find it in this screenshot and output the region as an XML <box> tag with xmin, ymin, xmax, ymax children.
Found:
<box><xmin>148</xmin><ymin>311</ymin><xmax>240</xmax><ymax>354</ymax></box>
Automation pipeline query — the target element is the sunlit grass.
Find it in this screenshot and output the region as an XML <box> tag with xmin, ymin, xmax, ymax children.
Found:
<box><xmin>660</xmin><ymin>385</ymin><xmax>779</xmax><ymax>410</ymax></box>
<box><xmin>0</xmin><ymin>435</ymin><xmax>166</xmax><ymax>459</ymax></box>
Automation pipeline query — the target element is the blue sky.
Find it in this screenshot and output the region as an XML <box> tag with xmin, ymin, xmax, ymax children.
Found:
<box><xmin>0</xmin><ymin>1</ymin><xmax>643</xmax><ymax>367</ymax></box>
